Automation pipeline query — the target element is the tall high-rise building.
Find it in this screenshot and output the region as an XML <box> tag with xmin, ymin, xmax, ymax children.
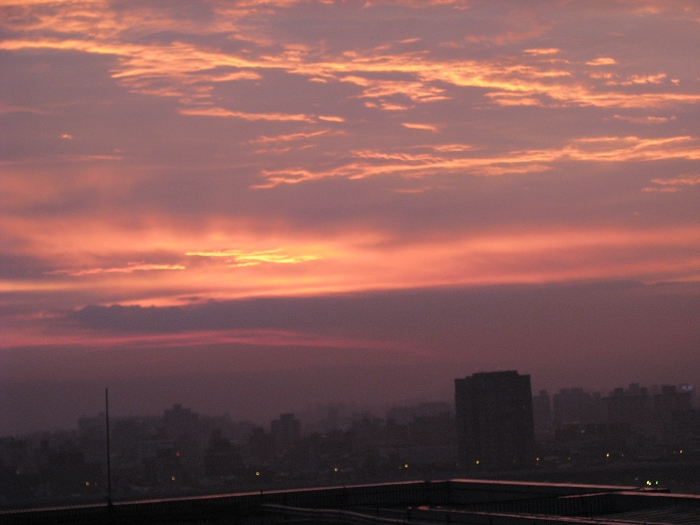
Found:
<box><xmin>532</xmin><ymin>389</ymin><xmax>552</xmax><ymax>437</ymax></box>
<box><xmin>271</xmin><ymin>413</ymin><xmax>301</xmax><ymax>455</ymax></box>
<box><xmin>455</xmin><ymin>371</ymin><xmax>536</xmax><ymax>469</ymax></box>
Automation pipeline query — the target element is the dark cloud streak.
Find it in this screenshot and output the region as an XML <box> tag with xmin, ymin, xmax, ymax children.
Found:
<box><xmin>68</xmin><ymin>282</ymin><xmax>700</xmax><ymax>368</ymax></box>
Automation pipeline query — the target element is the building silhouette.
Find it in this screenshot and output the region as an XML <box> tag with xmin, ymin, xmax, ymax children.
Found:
<box><xmin>532</xmin><ymin>389</ymin><xmax>552</xmax><ymax>437</ymax></box>
<box><xmin>270</xmin><ymin>413</ymin><xmax>301</xmax><ymax>456</ymax></box>
<box><xmin>455</xmin><ymin>371</ymin><xmax>535</xmax><ymax>469</ymax></box>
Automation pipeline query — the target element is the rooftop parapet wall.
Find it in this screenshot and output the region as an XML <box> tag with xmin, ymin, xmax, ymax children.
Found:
<box><xmin>0</xmin><ymin>479</ymin><xmax>689</xmax><ymax>525</ymax></box>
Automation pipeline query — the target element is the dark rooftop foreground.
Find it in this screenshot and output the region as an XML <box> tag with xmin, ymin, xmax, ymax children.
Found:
<box><xmin>3</xmin><ymin>479</ymin><xmax>700</xmax><ymax>525</ymax></box>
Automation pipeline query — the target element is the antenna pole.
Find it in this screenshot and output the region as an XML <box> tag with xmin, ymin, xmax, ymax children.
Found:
<box><xmin>106</xmin><ymin>388</ymin><xmax>113</xmax><ymax>508</ymax></box>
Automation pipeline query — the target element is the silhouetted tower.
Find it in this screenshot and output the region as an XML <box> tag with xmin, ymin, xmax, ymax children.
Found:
<box><xmin>532</xmin><ymin>389</ymin><xmax>552</xmax><ymax>437</ymax></box>
<box><xmin>271</xmin><ymin>413</ymin><xmax>301</xmax><ymax>455</ymax></box>
<box><xmin>455</xmin><ymin>371</ymin><xmax>536</xmax><ymax>469</ymax></box>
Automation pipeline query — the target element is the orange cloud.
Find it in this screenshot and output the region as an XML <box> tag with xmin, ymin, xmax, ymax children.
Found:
<box><xmin>0</xmin><ymin>154</ymin><xmax>121</xmax><ymax>166</ymax></box>
<box><xmin>643</xmin><ymin>174</ymin><xmax>700</xmax><ymax>192</ymax></box>
<box><xmin>341</xmin><ymin>75</ymin><xmax>448</xmax><ymax>103</ymax></box>
<box><xmin>2</xmin><ymin>0</ymin><xmax>700</xmax><ymax>320</ymax></box>
<box><xmin>0</xmin><ymin>103</ymin><xmax>50</xmax><ymax>115</ymax></box>
<box><xmin>317</xmin><ymin>115</ymin><xmax>345</xmax><ymax>122</ymax></box>
<box><xmin>3</xmin><ymin>196</ymin><xmax>700</xmax><ymax>315</ymax></box>
<box><xmin>366</xmin><ymin>101</ymin><xmax>410</xmax><ymax>111</ymax></box>
<box><xmin>178</xmin><ymin>106</ymin><xmax>314</xmax><ymax>122</ymax></box>
<box><xmin>250</xmin><ymin>130</ymin><xmax>332</xmax><ymax>143</ymax></box>
<box><xmin>524</xmin><ymin>48</ymin><xmax>560</xmax><ymax>55</ymax></box>
<box><xmin>3</xmin><ymin>28</ymin><xmax>699</xmax><ymax>118</ymax></box>
<box><xmin>620</xmin><ymin>73</ymin><xmax>666</xmax><ymax>85</ymax></box>
<box><xmin>612</xmin><ymin>114</ymin><xmax>676</xmax><ymax>124</ymax></box>
<box><xmin>401</xmin><ymin>123</ymin><xmax>439</xmax><ymax>132</ymax></box>
<box><xmin>256</xmin><ymin>135</ymin><xmax>700</xmax><ymax>186</ymax></box>
<box><xmin>0</xmin><ymin>327</ymin><xmax>414</xmax><ymax>354</ymax></box>
<box><xmin>566</xmin><ymin>136</ymin><xmax>700</xmax><ymax>162</ymax></box>
<box><xmin>586</xmin><ymin>57</ymin><xmax>617</xmax><ymax>66</ymax></box>
<box><xmin>186</xmin><ymin>248</ymin><xmax>321</xmax><ymax>265</ymax></box>
<box><xmin>46</xmin><ymin>263</ymin><xmax>185</xmax><ymax>277</ymax></box>
<box><xmin>432</xmin><ymin>144</ymin><xmax>474</xmax><ymax>152</ymax></box>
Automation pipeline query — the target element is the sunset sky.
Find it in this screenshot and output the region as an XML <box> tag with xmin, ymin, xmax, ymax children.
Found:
<box><xmin>2</xmin><ymin>0</ymin><xmax>700</xmax><ymax>430</ymax></box>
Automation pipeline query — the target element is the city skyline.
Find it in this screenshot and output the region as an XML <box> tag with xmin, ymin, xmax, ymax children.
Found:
<box><xmin>3</xmin><ymin>369</ymin><xmax>700</xmax><ymax>511</ymax></box>
<box><xmin>1</xmin><ymin>368</ymin><xmax>697</xmax><ymax>436</ymax></box>
<box><xmin>2</xmin><ymin>1</ymin><xmax>700</xmax><ymax>429</ymax></box>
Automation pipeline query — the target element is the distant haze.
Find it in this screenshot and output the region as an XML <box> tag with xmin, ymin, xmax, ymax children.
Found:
<box><xmin>2</xmin><ymin>283</ymin><xmax>699</xmax><ymax>434</ymax></box>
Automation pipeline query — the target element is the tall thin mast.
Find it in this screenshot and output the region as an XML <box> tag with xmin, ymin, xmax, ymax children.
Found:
<box><xmin>106</xmin><ymin>388</ymin><xmax>112</xmax><ymax>507</ymax></box>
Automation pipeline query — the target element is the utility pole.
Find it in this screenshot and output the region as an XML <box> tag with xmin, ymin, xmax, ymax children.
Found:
<box><xmin>106</xmin><ymin>388</ymin><xmax>113</xmax><ymax>508</ymax></box>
